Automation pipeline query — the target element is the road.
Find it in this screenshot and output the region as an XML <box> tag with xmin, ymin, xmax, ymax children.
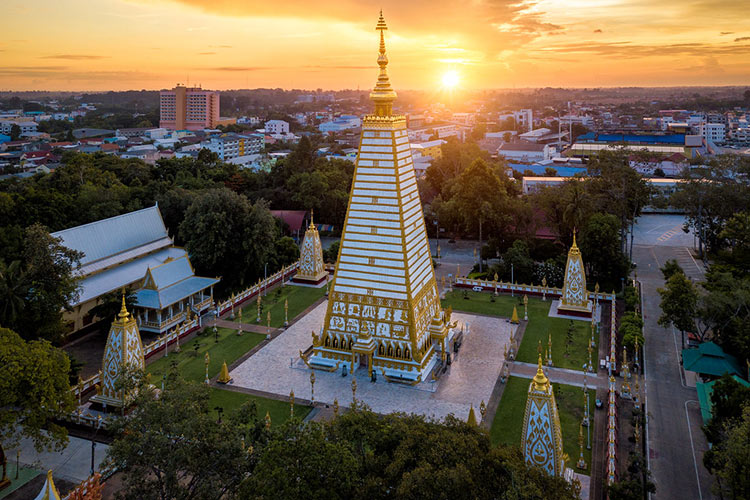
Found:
<box><xmin>632</xmin><ymin>215</ymin><xmax>715</xmax><ymax>500</ymax></box>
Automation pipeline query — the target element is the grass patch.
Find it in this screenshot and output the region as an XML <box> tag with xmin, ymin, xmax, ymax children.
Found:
<box><xmin>490</xmin><ymin>376</ymin><xmax>595</xmax><ymax>475</ymax></box>
<box><xmin>208</xmin><ymin>388</ymin><xmax>311</xmax><ymax>425</ymax></box>
<box><xmin>234</xmin><ymin>285</ymin><xmax>326</xmax><ymax>328</ymax></box>
<box><xmin>441</xmin><ymin>291</ymin><xmax>594</xmax><ymax>371</ymax></box>
<box><xmin>146</xmin><ymin>327</ymin><xmax>266</xmax><ymax>383</ymax></box>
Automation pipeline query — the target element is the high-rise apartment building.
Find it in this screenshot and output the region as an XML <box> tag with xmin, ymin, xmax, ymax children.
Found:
<box><xmin>159</xmin><ymin>85</ymin><xmax>220</xmax><ymax>131</ymax></box>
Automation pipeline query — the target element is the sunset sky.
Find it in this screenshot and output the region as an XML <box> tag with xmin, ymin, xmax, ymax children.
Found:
<box><xmin>3</xmin><ymin>0</ymin><xmax>750</xmax><ymax>91</ymax></box>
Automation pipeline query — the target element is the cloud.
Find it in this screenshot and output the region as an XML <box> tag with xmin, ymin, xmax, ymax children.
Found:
<box><xmin>211</xmin><ymin>66</ymin><xmax>271</xmax><ymax>71</ymax></box>
<box><xmin>532</xmin><ymin>41</ymin><xmax>750</xmax><ymax>58</ymax></box>
<box><xmin>186</xmin><ymin>26</ymin><xmax>208</xmax><ymax>31</ymax></box>
<box><xmin>720</xmin><ymin>31</ymin><xmax>734</xmax><ymax>35</ymax></box>
<box><xmin>40</xmin><ymin>54</ymin><xmax>108</xmax><ymax>60</ymax></box>
<box><xmin>593</xmin><ymin>29</ymin><xmax>602</xmax><ymax>33</ymax></box>
<box><xmin>735</xmin><ymin>37</ymin><xmax>750</xmax><ymax>42</ymax></box>
<box><xmin>198</xmin><ymin>51</ymin><xmax>216</xmax><ymax>55</ymax></box>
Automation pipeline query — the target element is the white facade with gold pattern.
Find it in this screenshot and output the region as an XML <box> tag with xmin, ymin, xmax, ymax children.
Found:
<box><xmin>521</xmin><ymin>355</ymin><xmax>566</xmax><ymax>476</ymax></box>
<box><xmin>308</xmin><ymin>12</ymin><xmax>453</xmax><ymax>382</ymax></box>
<box><xmin>558</xmin><ymin>234</ymin><xmax>592</xmax><ymax>314</ymax></box>
<box><xmin>295</xmin><ymin>215</ymin><xmax>327</xmax><ymax>283</ymax></box>
<box><xmin>90</xmin><ymin>296</ymin><xmax>145</xmax><ymax>408</ymax></box>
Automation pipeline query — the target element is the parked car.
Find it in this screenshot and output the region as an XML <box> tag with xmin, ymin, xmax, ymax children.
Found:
<box><xmin>472</xmin><ymin>286</ymin><xmax>483</xmax><ymax>292</ymax></box>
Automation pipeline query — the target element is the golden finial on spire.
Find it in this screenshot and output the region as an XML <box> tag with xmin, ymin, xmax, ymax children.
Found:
<box><xmin>533</xmin><ymin>340</ymin><xmax>549</xmax><ymax>390</ymax></box>
<box><xmin>118</xmin><ymin>292</ymin><xmax>129</xmax><ymax>321</ymax></box>
<box><xmin>370</xmin><ymin>10</ymin><xmax>397</xmax><ymax>117</ymax></box>
<box><xmin>572</xmin><ymin>229</ymin><xmax>578</xmax><ymax>248</ymax></box>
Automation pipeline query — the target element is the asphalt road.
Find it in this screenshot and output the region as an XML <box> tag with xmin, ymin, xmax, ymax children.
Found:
<box><xmin>632</xmin><ymin>215</ymin><xmax>715</xmax><ymax>500</ymax></box>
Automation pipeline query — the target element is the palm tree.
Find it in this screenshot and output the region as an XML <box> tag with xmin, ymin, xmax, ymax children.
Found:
<box><xmin>0</xmin><ymin>260</ymin><xmax>28</xmax><ymax>328</ymax></box>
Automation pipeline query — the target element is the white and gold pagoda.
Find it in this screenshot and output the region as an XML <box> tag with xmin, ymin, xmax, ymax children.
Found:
<box><xmin>557</xmin><ymin>234</ymin><xmax>592</xmax><ymax>317</ymax></box>
<box><xmin>521</xmin><ymin>351</ymin><xmax>566</xmax><ymax>476</ymax></box>
<box><xmin>307</xmin><ymin>12</ymin><xmax>453</xmax><ymax>382</ymax></box>
<box><xmin>33</xmin><ymin>470</ymin><xmax>61</xmax><ymax>500</ymax></box>
<box><xmin>91</xmin><ymin>295</ymin><xmax>145</xmax><ymax>408</ymax></box>
<box><xmin>294</xmin><ymin>211</ymin><xmax>327</xmax><ymax>284</ymax></box>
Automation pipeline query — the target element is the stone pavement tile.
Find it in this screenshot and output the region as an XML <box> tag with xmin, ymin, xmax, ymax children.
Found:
<box><xmin>230</xmin><ymin>301</ymin><xmax>516</xmax><ymax>421</ymax></box>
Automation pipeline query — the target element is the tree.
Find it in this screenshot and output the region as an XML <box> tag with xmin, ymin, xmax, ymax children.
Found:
<box><xmin>502</xmin><ymin>240</ymin><xmax>534</xmax><ymax>284</ymax></box>
<box><xmin>657</xmin><ymin>271</ymin><xmax>698</xmax><ymax>349</ymax></box>
<box><xmin>0</xmin><ymin>260</ymin><xmax>28</xmax><ymax>327</ymax></box>
<box><xmin>9</xmin><ymin>124</ymin><xmax>21</xmax><ymax>141</ymax></box>
<box><xmin>620</xmin><ymin>312</ymin><xmax>644</xmax><ymax>349</ymax></box>
<box><xmin>179</xmin><ymin>189</ymin><xmax>277</xmax><ymax>293</ymax></box>
<box><xmin>606</xmin><ymin>453</ymin><xmax>656</xmax><ymax>500</ymax></box>
<box><xmin>705</xmin><ymin>404</ymin><xmax>750</xmax><ymax>499</ymax></box>
<box><xmin>660</xmin><ymin>259</ymin><xmax>684</xmax><ymax>281</ymax></box>
<box><xmin>107</xmin><ymin>374</ymin><xmax>260</xmax><ymax>500</ymax></box>
<box><xmin>718</xmin><ymin>211</ymin><xmax>750</xmax><ymax>273</ymax></box>
<box><xmin>0</xmin><ymin>328</ymin><xmax>75</xmax><ymax>482</ymax></box>
<box><xmin>704</xmin><ymin>374</ymin><xmax>750</xmax><ymax>444</ymax></box>
<box><xmin>88</xmin><ymin>289</ymin><xmax>138</xmax><ymax>326</ymax></box>
<box><xmin>272</xmin><ymin>236</ymin><xmax>300</xmax><ymax>269</ymax></box>
<box><xmin>580</xmin><ymin>212</ymin><xmax>629</xmax><ymax>291</ymax></box>
<box><xmin>17</xmin><ymin>224</ymin><xmax>82</xmax><ymax>340</ymax></box>
<box><xmin>450</xmin><ymin>159</ymin><xmax>508</xmax><ymax>272</ymax></box>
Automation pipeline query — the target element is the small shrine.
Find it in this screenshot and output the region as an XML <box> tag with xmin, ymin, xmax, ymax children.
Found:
<box><xmin>557</xmin><ymin>234</ymin><xmax>593</xmax><ymax>318</ymax></box>
<box><xmin>90</xmin><ymin>296</ymin><xmax>145</xmax><ymax>409</ymax></box>
<box><xmin>294</xmin><ymin>211</ymin><xmax>327</xmax><ymax>284</ymax></box>
<box><xmin>521</xmin><ymin>349</ymin><xmax>566</xmax><ymax>476</ymax></box>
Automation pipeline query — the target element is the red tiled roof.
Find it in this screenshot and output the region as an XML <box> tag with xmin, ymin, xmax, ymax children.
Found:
<box><xmin>270</xmin><ymin>210</ymin><xmax>307</xmax><ymax>232</ymax></box>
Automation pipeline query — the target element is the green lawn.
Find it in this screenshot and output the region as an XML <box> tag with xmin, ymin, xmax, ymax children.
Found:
<box><xmin>489</xmin><ymin>376</ymin><xmax>596</xmax><ymax>475</ymax></box>
<box><xmin>208</xmin><ymin>388</ymin><xmax>311</xmax><ymax>425</ymax></box>
<box><xmin>146</xmin><ymin>327</ymin><xmax>266</xmax><ymax>383</ymax></box>
<box><xmin>233</xmin><ymin>284</ymin><xmax>326</xmax><ymax>328</ymax></box>
<box><xmin>441</xmin><ymin>291</ymin><xmax>594</xmax><ymax>371</ymax></box>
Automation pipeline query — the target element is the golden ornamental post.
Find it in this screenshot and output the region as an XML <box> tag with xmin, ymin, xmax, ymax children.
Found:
<box><xmin>204</xmin><ymin>352</ymin><xmax>210</xmax><ymax>384</ymax></box>
<box><xmin>479</xmin><ymin>400</ymin><xmax>487</xmax><ymax>422</ymax></box>
<box><xmin>267</xmin><ymin>311</ymin><xmax>271</xmax><ymax>338</ymax></box>
<box><xmin>310</xmin><ymin>371</ymin><xmax>316</xmax><ymax>404</ymax></box>
<box><xmin>256</xmin><ymin>294</ymin><xmax>261</xmax><ymax>323</ymax></box>
<box><xmin>351</xmin><ymin>378</ymin><xmax>357</xmax><ymax>405</ymax></box>
<box><xmin>542</xmin><ymin>276</ymin><xmax>547</xmax><ymax>301</ymax></box>
<box><xmin>290</xmin><ymin>389</ymin><xmax>295</xmax><ymax>417</ymax></box>
<box><xmin>523</xmin><ymin>294</ymin><xmax>528</xmax><ymax>321</ymax></box>
<box><xmin>284</xmin><ymin>298</ymin><xmax>289</xmax><ymax>327</ymax></box>
<box><xmin>333</xmin><ymin>398</ymin><xmax>339</xmax><ymax>417</ymax></box>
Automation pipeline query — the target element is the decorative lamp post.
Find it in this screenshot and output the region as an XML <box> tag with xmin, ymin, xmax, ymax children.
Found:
<box><xmin>309</xmin><ymin>371</ymin><xmax>316</xmax><ymax>404</ymax></box>
<box><xmin>457</xmin><ymin>264</ymin><xmax>460</xmax><ymax>281</ymax></box>
<box><xmin>284</xmin><ymin>299</ymin><xmax>289</xmax><ymax>327</ymax></box>
<box><xmin>77</xmin><ymin>376</ymin><xmax>83</xmax><ymax>407</ymax></box>
<box><xmin>282</xmin><ymin>265</ymin><xmax>286</xmax><ymax>287</ymax></box>
<box><xmin>267</xmin><ymin>311</ymin><xmax>271</xmax><ymax>338</ymax></box>
<box><xmin>204</xmin><ymin>352</ymin><xmax>210</xmax><ymax>384</ymax></box>
<box><xmin>510</xmin><ymin>263</ymin><xmax>514</xmax><ymax>297</ymax></box>
<box><xmin>588</xmin><ymin>343</ymin><xmax>593</xmax><ymax>374</ymax></box>
<box><xmin>256</xmin><ymin>294</ymin><xmax>261</xmax><ymax>323</ymax></box>
<box><xmin>494</xmin><ymin>273</ymin><xmax>499</xmax><ymax>296</ymax></box>
<box><xmin>351</xmin><ymin>378</ymin><xmax>357</xmax><ymax>405</ymax></box>
<box><xmin>576</xmin><ymin>423</ymin><xmax>586</xmax><ymax>470</ymax></box>
<box><xmin>333</xmin><ymin>398</ymin><xmax>339</xmax><ymax>417</ymax></box>
<box><xmin>164</xmin><ymin>334</ymin><xmax>169</xmax><ymax>356</ymax></box>
<box><xmin>90</xmin><ymin>415</ymin><xmax>103</xmax><ymax>476</ymax></box>
<box><xmin>479</xmin><ymin>400</ymin><xmax>487</xmax><ymax>423</ymax></box>
<box><xmin>542</xmin><ymin>276</ymin><xmax>547</xmax><ymax>301</ymax></box>
<box><xmin>290</xmin><ymin>389</ymin><xmax>295</xmax><ymax>417</ymax></box>
<box><xmin>523</xmin><ymin>294</ymin><xmax>528</xmax><ymax>321</ymax></box>
<box><xmin>175</xmin><ymin>331</ymin><xmax>181</xmax><ymax>353</ymax></box>
<box><xmin>213</xmin><ymin>325</ymin><xmax>219</xmax><ymax>344</ymax></box>
<box><xmin>547</xmin><ymin>332</ymin><xmax>553</xmax><ymax>367</ymax></box>
<box><xmin>473</xmin><ymin>247</ymin><xmax>477</xmax><ymax>265</ymax></box>
<box><xmin>230</xmin><ymin>294</ymin><xmax>235</xmax><ymax>319</ymax></box>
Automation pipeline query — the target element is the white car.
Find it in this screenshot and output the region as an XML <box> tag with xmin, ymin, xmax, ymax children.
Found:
<box><xmin>472</xmin><ymin>286</ymin><xmax>483</xmax><ymax>292</ymax></box>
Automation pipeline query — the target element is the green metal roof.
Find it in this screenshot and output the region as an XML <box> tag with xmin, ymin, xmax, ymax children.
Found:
<box><xmin>682</xmin><ymin>342</ymin><xmax>743</xmax><ymax>378</ymax></box>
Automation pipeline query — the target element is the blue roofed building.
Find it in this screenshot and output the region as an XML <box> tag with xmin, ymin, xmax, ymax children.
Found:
<box><xmin>52</xmin><ymin>205</ymin><xmax>219</xmax><ymax>334</ymax></box>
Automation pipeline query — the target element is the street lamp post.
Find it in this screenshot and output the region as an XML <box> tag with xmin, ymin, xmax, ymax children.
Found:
<box><xmin>310</xmin><ymin>371</ymin><xmax>316</xmax><ymax>404</ymax></box>
<box><xmin>90</xmin><ymin>416</ymin><xmax>103</xmax><ymax>476</ymax></box>
<box><xmin>511</xmin><ymin>264</ymin><xmax>514</xmax><ymax>297</ymax></box>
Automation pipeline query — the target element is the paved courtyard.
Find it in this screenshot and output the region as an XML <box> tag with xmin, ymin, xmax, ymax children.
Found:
<box><xmin>230</xmin><ymin>301</ymin><xmax>516</xmax><ymax>421</ymax></box>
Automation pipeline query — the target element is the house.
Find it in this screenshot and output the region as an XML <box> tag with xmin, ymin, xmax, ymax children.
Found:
<box><xmin>498</xmin><ymin>141</ymin><xmax>552</xmax><ymax>163</ymax></box>
<box><xmin>52</xmin><ymin>205</ymin><xmax>219</xmax><ymax>334</ymax></box>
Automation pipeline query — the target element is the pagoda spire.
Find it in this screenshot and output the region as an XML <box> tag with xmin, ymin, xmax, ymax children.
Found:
<box><xmin>370</xmin><ymin>10</ymin><xmax>397</xmax><ymax>117</ymax></box>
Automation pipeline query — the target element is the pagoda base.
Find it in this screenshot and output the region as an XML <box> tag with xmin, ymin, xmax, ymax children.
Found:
<box><xmin>308</xmin><ymin>348</ymin><xmax>440</xmax><ymax>383</ymax></box>
<box><xmin>292</xmin><ymin>273</ymin><xmax>328</xmax><ymax>286</ymax></box>
<box><xmin>549</xmin><ymin>300</ymin><xmax>598</xmax><ymax>321</ymax></box>
<box><xmin>89</xmin><ymin>394</ymin><xmax>126</xmax><ymax>412</ymax></box>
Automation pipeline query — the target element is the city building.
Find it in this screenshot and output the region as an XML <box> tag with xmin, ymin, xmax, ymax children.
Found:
<box><xmin>52</xmin><ymin>205</ymin><xmax>218</xmax><ymax>334</ymax></box>
<box><xmin>159</xmin><ymin>85</ymin><xmax>220</xmax><ymax>131</ymax></box>
<box><xmin>410</xmin><ymin>139</ymin><xmax>445</xmax><ymax>159</ymax></box>
<box><xmin>319</xmin><ymin>115</ymin><xmax>361</xmax><ymax>134</ymax></box>
<box><xmin>0</xmin><ymin>120</ymin><xmax>38</xmax><ymax>136</ymax></box>
<box><xmin>514</xmin><ymin>109</ymin><xmax>533</xmax><ymax>132</ymax></box>
<box><xmin>497</xmin><ymin>141</ymin><xmax>552</xmax><ymax>163</ymax></box>
<box><xmin>698</xmin><ymin>122</ymin><xmax>726</xmax><ymax>143</ymax></box>
<box><xmin>201</xmin><ymin>133</ymin><xmax>264</xmax><ymax>160</ymax></box>
<box><xmin>265</xmin><ymin>120</ymin><xmax>290</xmax><ymax>135</ymax></box>
<box><xmin>307</xmin><ymin>13</ymin><xmax>454</xmax><ymax>381</ymax></box>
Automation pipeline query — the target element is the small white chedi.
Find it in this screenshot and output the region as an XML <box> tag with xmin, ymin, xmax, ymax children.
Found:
<box><xmin>558</xmin><ymin>233</ymin><xmax>592</xmax><ymax>315</ymax></box>
<box><xmin>295</xmin><ymin>212</ymin><xmax>327</xmax><ymax>284</ymax></box>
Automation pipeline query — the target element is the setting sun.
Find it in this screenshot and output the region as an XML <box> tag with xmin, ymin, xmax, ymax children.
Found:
<box><xmin>441</xmin><ymin>70</ymin><xmax>460</xmax><ymax>89</ymax></box>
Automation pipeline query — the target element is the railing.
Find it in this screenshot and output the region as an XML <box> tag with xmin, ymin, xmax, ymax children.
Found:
<box><xmin>607</xmin><ymin>298</ymin><xmax>618</xmax><ymax>484</ymax></box>
<box><xmin>216</xmin><ymin>262</ymin><xmax>300</xmax><ymax>317</ymax></box>
<box><xmin>453</xmin><ymin>277</ymin><xmax>616</xmax><ymax>303</ymax></box>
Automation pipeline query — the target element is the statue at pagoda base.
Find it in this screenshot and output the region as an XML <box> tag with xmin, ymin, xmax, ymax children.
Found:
<box><xmin>90</xmin><ymin>296</ymin><xmax>145</xmax><ymax>410</ymax></box>
<box><xmin>293</xmin><ymin>211</ymin><xmax>328</xmax><ymax>284</ymax></box>
<box><xmin>556</xmin><ymin>234</ymin><xmax>592</xmax><ymax>318</ymax></box>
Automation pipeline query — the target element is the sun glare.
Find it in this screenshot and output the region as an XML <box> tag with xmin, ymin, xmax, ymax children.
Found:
<box><xmin>441</xmin><ymin>70</ymin><xmax>460</xmax><ymax>89</ymax></box>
